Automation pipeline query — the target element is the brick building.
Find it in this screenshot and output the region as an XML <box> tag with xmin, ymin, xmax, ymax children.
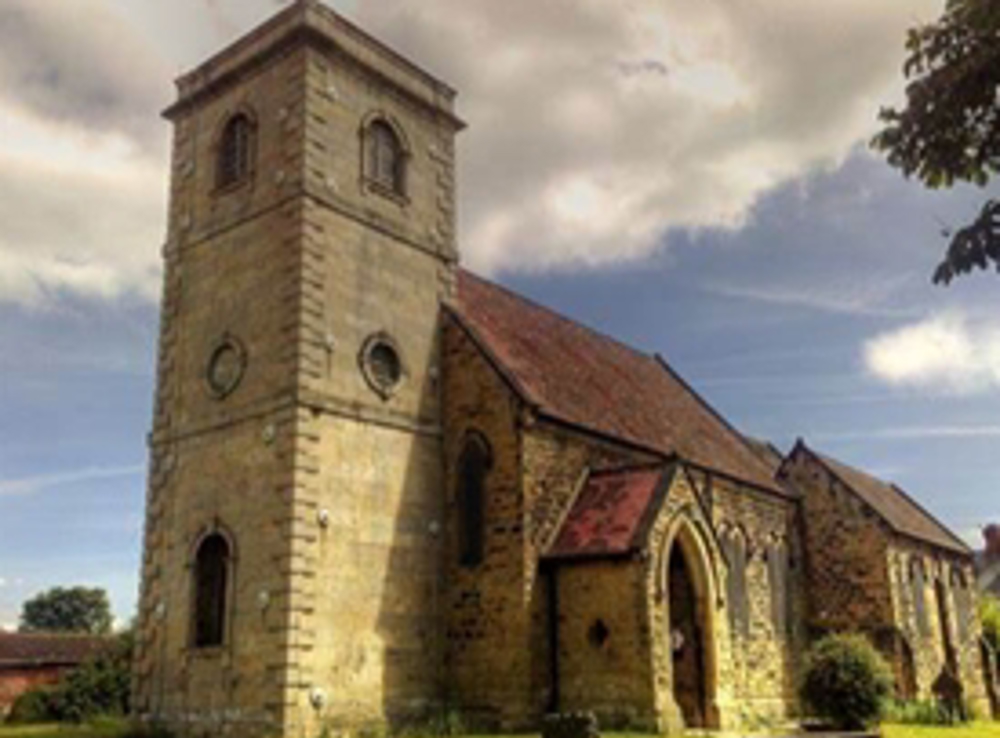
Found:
<box><xmin>0</xmin><ymin>632</ymin><xmax>109</xmax><ymax>717</ymax></box>
<box><xmin>132</xmin><ymin>2</ymin><xmax>994</xmax><ymax>735</ymax></box>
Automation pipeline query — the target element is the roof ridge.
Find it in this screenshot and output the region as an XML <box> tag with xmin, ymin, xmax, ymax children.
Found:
<box><xmin>888</xmin><ymin>481</ymin><xmax>971</xmax><ymax>553</ymax></box>
<box><xmin>798</xmin><ymin>441</ymin><xmax>969</xmax><ymax>555</ymax></box>
<box><xmin>459</xmin><ymin>268</ymin><xmax>661</xmax><ymax>365</ymax></box>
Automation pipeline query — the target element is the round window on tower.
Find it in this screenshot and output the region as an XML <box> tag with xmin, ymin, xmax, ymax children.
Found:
<box><xmin>360</xmin><ymin>333</ymin><xmax>405</xmax><ymax>399</ymax></box>
<box><xmin>206</xmin><ymin>334</ymin><xmax>247</xmax><ymax>399</ymax></box>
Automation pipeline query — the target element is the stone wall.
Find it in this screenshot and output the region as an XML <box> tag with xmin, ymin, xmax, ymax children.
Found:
<box><xmin>440</xmin><ymin>317</ymin><xmax>529</xmax><ymax>728</ymax></box>
<box><xmin>887</xmin><ymin>540</ymin><xmax>990</xmax><ymax>712</ymax></box>
<box><xmin>137</xmin><ymin>3</ymin><xmax>461</xmax><ymax>736</ymax></box>
<box><xmin>782</xmin><ymin>449</ymin><xmax>894</xmax><ymax>632</ymax></box>
<box><xmin>709</xmin><ymin>474</ymin><xmax>803</xmax><ymax>728</ymax></box>
<box><xmin>522</xmin><ymin>423</ymin><xmax>655</xmax><ymax>721</ymax></box>
<box><xmin>554</xmin><ymin>559</ymin><xmax>655</xmax><ymax>728</ymax></box>
<box><xmin>134</xmin><ymin>39</ymin><xmax>309</xmax><ymax>736</ymax></box>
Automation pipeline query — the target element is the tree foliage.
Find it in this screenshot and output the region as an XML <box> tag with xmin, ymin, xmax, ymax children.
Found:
<box><xmin>19</xmin><ymin>586</ymin><xmax>113</xmax><ymax>635</ymax></box>
<box><xmin>872</xmin><ymin>0</ymin><xmax>1000</xmax><ymax>284</ymax></box>
<box><xmin>982</xmin><ymin>594</ymin><xmax>1000</xmax><ymax>652</ymax></box>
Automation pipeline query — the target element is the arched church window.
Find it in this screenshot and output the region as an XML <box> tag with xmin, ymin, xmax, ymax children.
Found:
<box><xmin>951</xmin><ymin>568</ymin><xmax>972</xmax><ymax>642</ymax></box>
<box><xmin>910</xmin><ymin>557</ymin><xmax>930</xmax><ymax>637</ymax></box>
<box><xmin>216</xmin><ymin>112</ymin><xmax>255</xmax><ymax>189</ymax></box>
<box><xmin>722</xmin><ymin>528</ymin><xmax>750</xmax><ymax>638</ymax></box>
<box><xmin>365</xmin><ymin>119</ymin><xmax>406</xmax><ymax>196</ymax></box>
<box><xmin>767</xmin><ymin>538</ymin><xmax>792</xmax><ymax>638</ymax></box>
<box><xmin>457</xmin><ymin>433</ymin><xmax>491</xmax><ymax>567</ymax></box>
<box><xmin>193</xmin><ymin>533</ymin><xmax>231</xmax><ymax>648</ymax></box>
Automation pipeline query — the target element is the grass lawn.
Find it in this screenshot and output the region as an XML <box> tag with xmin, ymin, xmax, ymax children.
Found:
<box><xmin>1</xmin><ymin>724</ymin><xmax>998</xmax><ymax>738</ymax></box>
<box><xmin>0</xmin><ymin>723</ymin><xmax>128</xmax><ymax>738</ymax></box>
<box><xmin>881</xmin><ymin>724</ymin><xmax>1000</xmax><ymax>738</ymax></box>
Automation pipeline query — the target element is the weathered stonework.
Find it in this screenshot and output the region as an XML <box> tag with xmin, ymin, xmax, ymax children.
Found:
<box><xmin>782</xmin><ymin>444</ymin><xmax>990</xmax><ymax>717</ymax></box>
<box><xmin>136</xmin><ymin>4</ymin><xmax>990</xmax><ymax>736</ymax></box>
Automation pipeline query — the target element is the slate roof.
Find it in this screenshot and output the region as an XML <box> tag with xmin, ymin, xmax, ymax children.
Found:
<box><xmin>546</xmin><ymin>465</ymin><xmax>670</xmax><ymax>560</ymax></box>
<box><xmin>0</xmin><ymin>632</ymin><xmax>110</xmax><ymax>669</ymax></box>
<box><xmin>743</xmin><ymin>436</ymin><xmax>785</xmax><ymax>476</ymax></box>
<box><xmin>453</xmin><ymin>270</ymin><xmax>784</xmax><ymax>495</ymax></box>
<box><xmin>798</xmin><ymin>442</ymin><xmax>971</xmax><ymax>555</ymax></box>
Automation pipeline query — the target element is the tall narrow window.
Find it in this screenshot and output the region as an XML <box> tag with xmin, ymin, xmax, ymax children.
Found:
<box><xmin>723</xmin><ymin>529</ymin><xmax>749</xmax><ymax>638</ymax></box>
<box><xmin>910</xmin><ymin>558</ymin><xmax>930</xmax><ymax>637</ymax></box>
<box><xmin>193</xmin><ymin>533</ymin><xmax>230</xmax><ymax>648</ymax></box>
<box><xmin>952</xmin><ymin>569</ymin><xmax>972</xmax><ymax>642</ymax></box>
<box><xmin>217</xmin><ymin>113</ymin><xmax>254</xmax><ymax>189</ymax></box>
<box><xmin>457</xmin><ymin>435</ymin><xmax>490</xmax><ymax>567</ymax></box>
<box><xmin>767</xmin><ymin>539</ymin><xmax>792</xmax><ymax>638</ymax></box>
<box><xmin>365</xmin><ymin>120</ymin><xmax>405</xmax><ymax>195</ymax></box>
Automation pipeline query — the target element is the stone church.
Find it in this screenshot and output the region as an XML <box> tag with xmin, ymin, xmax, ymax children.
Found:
<box><xmin>132</xmin><ymin>2</ymin><xmax>995</xmax><ymax>735</ymax></box>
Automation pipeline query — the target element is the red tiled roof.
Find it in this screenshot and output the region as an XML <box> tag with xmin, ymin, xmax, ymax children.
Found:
<box><xmin>802</xmin><ymin>443</ymin><xmax>970</xmax><ymax>555</ymax></box>
<box><xmin>454</xmin><ymin>270</ymin><xmax>783</xmax><ymax>494</ymax></box>
<box><xmin>0</xmin><ymin>632</ymin><xmax>111</xmax><ymax>668</ymax></box>
<box><xmin>546</xmin><ymin>466</ymin><xmax>668</xmax><ymax>560</ymax></box>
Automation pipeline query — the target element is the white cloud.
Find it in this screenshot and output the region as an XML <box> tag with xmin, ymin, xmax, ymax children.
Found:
<box><xmin>354</xmin><ymin>0</ymin><xmax>944</xmax><ymax>274</ymax></box>
<box><xmin>705</xmin><ymin>274</ymin><xmax>916</xmax><ymax>317</ymax></box>
<box><xmin>863</xmin><ymin>312</ymin><xmax>1000</xmax><ymax>393</ymax></box>
<box><xmin>0</xmin><ymin>465</ymin><xmax>145</xmax><ymax>497</ymax></box>
<box><xmin>0</xmin><ymin>578</ymin><xmax>6</xmax><ymax>588</ymax></box>
<box><xmin>814</xmin><ymin>425</ymin><xmax>1000</xmax><ymax>442</ymax></box>
<box><xmin>0</xmin><ymin>0</ymin><xmax>946</xmax><ymax>305</ymax></box>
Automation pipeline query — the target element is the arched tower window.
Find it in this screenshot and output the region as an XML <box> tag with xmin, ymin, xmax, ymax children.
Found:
<box><xmin>193</xmin><ymin>533</ymin><xmax>231</xmax><ymax>647</ymax></box>
<box><xmin>216</xmin><ymin>113</ymin><xmax>255</xmax><ymax>189</ymax></box>
<box><xmin>457</xmin><ymin>433</ymin><xmax>491</xmax><ymax>567</ymax></box>
<box><xmin>365</xmin><ymin>119</ymin><xmax>406</xmax><ymax>196</ymax></box>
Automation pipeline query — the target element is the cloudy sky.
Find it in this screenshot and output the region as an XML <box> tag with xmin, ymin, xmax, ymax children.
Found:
<box><xmin>1</xmin><ymin>0</ymin><xmax>998</xmax><ymax>629</ymax></box>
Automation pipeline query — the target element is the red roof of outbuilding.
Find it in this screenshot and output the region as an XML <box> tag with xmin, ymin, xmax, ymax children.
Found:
<box><xmin>546</xmin><ymin>466</ymin><xmax>670</xmax><ymax>560</ymax></box>
<box><xmin>453</xmin><ymin>270</ymin><xmax>783</xmax><ymax>495</ymax></box>
<box><xmin>0</xmin><ymin>632</ymin><xmax>111</xmax><ymax>668</ymax></box>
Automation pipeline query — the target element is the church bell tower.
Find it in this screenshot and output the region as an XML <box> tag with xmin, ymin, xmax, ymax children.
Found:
<box><xmin>133</xmin><ymin>3</ymin><xmax>463</xmax><ymax>735</ymax></box>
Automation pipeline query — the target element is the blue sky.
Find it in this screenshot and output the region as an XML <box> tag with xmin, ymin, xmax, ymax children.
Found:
<box><xmin>0</xmin><ymin>0</ymin><xmax>998</xmax><ymax>628</ymax></box>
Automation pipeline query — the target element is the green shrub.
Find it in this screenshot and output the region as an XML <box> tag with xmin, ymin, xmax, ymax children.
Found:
<box><xmin>982</xmin><ymin>594</ymin><xmax>1000</xmax><ymax>652</ymax></box>
<box><xmin>5</xmin><ymin>630</ymin><xmax>133</xmax><ymax>725</ymax></box>
<box><xmin>800</xmin><ymin>632</ymin><xmax>893</xmax><ymax>730</ymax></box>
<box><xmin>52</xmin><ymin>629</ymin><xmax>133</xmax><ymax>722</ymax></box>
<box><xmin>6</xmin><ymin>686</ymin><xmax>57</xmax><ymax>724</ymax></box>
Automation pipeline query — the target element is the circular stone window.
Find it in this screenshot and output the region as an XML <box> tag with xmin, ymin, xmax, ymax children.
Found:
<box><xmin>206</xmin><ymin>334</ymin><xmax>247</xmax><ymax>398</ymax></box>
<box><xmin>360</xmin><ymin>333</ymin><xmax>404</xmax><ymax>399</ymax></box>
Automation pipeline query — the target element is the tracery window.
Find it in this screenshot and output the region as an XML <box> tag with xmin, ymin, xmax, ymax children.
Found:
<box><xmin>193</xmin><ymin>533</ymin><xmax>231</xmax><ymax>648</ymax></box>
<box><xmin>457</xmin><ymin>434</ymin><xmax>490</xmax><ymax>567</ymax></box>
<box><xmin>723</xmin><ymin>528</ymin><xmax>750</xmax><ymax>638</ymax></box>
<box><xmin>910</xmin><ymin>557</ymin><xmax>930</xmax><ymax>637</ymax></box>
<box><xmin>767</xmin><ymin>539</ymin><xmax>792</xmax><ymax>638</ymax></box>
<box><xmin>216</xmin><ymin>113</ymin><xmax>255</xmax><ymax>189</ymax></box>
<box><xmin>365</xmin><ymin>119</ymin><xmax>406</xmax><ymax>196</ymax></box>
<box><xmin>952</xmin><ymin>568</ymin><xmax>972</xmax><ymax>642</ymax></box>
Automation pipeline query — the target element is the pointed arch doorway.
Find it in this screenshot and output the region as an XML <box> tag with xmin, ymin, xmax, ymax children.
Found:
<box><xmin>666</xmin><ymin>523</ymin><xmax>718</xmax><ymax>729</ymax></box>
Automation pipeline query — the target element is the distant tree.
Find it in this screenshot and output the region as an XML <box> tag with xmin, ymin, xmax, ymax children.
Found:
<box><xmin>871</xmin><ymin>0</ymin><xmax>1000</xmax><ymax>284</ymax></box>
<box><xmin>982</xmin><ymin>594</ymin><xmax>1000</xmax><ymax>652</ymax></box>
<box><xmin>19</xmin><ymin>586</ymin><xmax>113</xmax><ymax>635</ymax></box>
